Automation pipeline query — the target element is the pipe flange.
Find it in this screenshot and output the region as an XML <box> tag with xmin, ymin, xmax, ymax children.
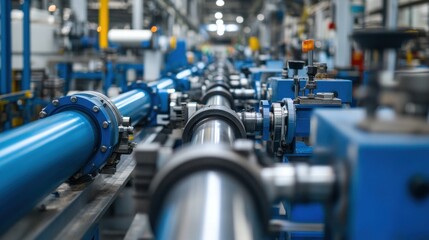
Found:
<box><xmin>270</xmin><ymin>102</ymin><xmax>284</xmax><ymax>153</ymax></box>
<box><xmin>42</xmin><ymin>92</ymin><xmax>121</xmax><ymax>175</ymax></box>
<box><xmin>201</xmin><ymin>86</ymin><xmax>234</xmax><ymax>107</ymax></box>
<box><xmin>148</xmin><ymin>143</ymin><xmax>270</xmax><ymax>235</ymax></box>
<box><xmin>260</xmin><ymin>100</ymin><xmax>270</xmax><ymax>141</ymax></box>
<box><xmin>205</xmin><ymin>81</ymin><xmax>230</xmax><ymax>92</ymax></box>
<box><xmin>182</xmin><ymin>105</ymin><xmax>246</xmax><ymax>142</ymax></box>
<box><xmin>284</xmin><ymin>98</ymin><xmax>296</xmax><ymax>144</ymax></box>
<box><xmin>80</xmin><ymin>91</ymin><xmax>122</xmax><ymax>124</ymax></box>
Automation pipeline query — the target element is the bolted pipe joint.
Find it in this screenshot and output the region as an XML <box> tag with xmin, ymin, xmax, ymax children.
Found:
<box><xmin>41</xmin><ymin>91</ymin><xmax>135</xmax><ymax>181</ymax></box>
<box><xmin>261</xmin><ymin>163</ymin><xmax>336</xmax><ymax>203</ymax></box>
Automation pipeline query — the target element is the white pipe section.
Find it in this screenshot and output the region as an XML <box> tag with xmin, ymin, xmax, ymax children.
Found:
<box><xmin>71</xmin><ymin>0</ymin><xmax>87</xmax><ymax>23</ymax></box>
<box><xmin>385</xmin><ymin>0</ymin><xmax>398</xmax><ymax>82</ymax></box>
<box><xmin>334</xmin><ymin>0</ymin><xmax>352</xmax><ymax>68</ymax></box>
<box><xmin>133</xmin><ymin>0</ymin><xmax>143</xmax><ymax>29</ymax></box>
<box><xmin>108</xmin><ymin>29</ymin><xmax>152</xmax><ymax>47</ymax></box>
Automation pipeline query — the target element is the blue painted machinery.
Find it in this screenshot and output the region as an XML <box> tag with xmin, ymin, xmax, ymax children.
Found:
<box><xmin>0</xmin><ymin>0</ymin><xmax>33</xmax><ymax>131</ymax></box>
<box><xmin>311</xmin><ymin>108</ymin><xmax>429</xmax><ymax>239</ymax></box>
<box><xmin>3</xmin><ymin>28</ymin><xmax>428</xmax><ymax>240</ymax></box>
<box><xmin>130</xmin><ymin>41</ymin><xmax>429</xmax><ymax>239</ymax></box>
<box><xmin>306</xmin><ymin>28</ymin><xmax>429</xmax><ymax>239</ymax></box>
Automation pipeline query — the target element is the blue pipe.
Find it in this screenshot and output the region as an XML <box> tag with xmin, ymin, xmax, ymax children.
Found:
<box><xmin>112</xmin><ymin>89</ymin><xmax>152</xmax><ymax>126</ymax></box>
<box><xmin>0</xmin><ymin>111</ymin><xmax>96</xmax><ymax>233</ymax></box>
<box><xmin>1</xmin><ymin>0</ymin><xmax>12</xmax><ymax>94</ymax></box>
<box><xmin>148</xmin><ymin>78</ymin><xmax>176</xmax><ymax>90</ymax></box>
<box><xmin>22</xmin><ymin>0</ymin><xmax>31</xmax><ymax>91</ymax></box>
<box><xmin>0</xmin><ymin>88</ymin><xmax>155</xmax><ymax>233</ymax></box>
<box><xmin>175</xmin><ymin>68</ymin><xmax>192</xmax><ymax>79</ymax></box>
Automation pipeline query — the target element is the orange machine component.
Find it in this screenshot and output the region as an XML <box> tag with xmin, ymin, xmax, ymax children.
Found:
<box><xmin>302</xmin><ymin>39</ymin><xmax>315</xmax><ymax>53</ymax></box>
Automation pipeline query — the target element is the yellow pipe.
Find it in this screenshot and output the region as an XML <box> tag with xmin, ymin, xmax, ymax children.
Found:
<box><xmin>98</xmin><ymin>0</ymin><xmax>109</xmax><ymax>49</ymax></box>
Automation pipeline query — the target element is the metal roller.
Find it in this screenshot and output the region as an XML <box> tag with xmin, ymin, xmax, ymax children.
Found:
<box><xmin>156</xmin><ymin>170</ymin><xmax>264</xmax><ymax>240</ymax></box>
<box><xmin>191</xmin><ymin>118</ymin><xmax>236</xmax><ymax>144</ymax></box>
<box><xmin>151</xmin><ymin>63</ymin><xmax>267</xmax><ymax>240</ymax></box>
<box><xmin>205</xmin><ymin>95</ymin><xmax>230</xmax><ymax>108</ymax></box>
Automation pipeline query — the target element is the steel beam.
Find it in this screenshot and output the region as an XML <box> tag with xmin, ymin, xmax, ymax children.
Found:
<box><xmin>22</xmin><ymin>0</ymin><xmax>31</xmax><ymax>91</ymax></box>
<box><xmin>1</xmin><ymin>0</ymin><xmax>12</xmax><ymax>94</ymax></box>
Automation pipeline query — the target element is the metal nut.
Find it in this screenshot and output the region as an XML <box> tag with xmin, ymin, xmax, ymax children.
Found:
<box><xmin>100</xmin><ymin>146</ymin><xmax>108</xmax><ymax>152</ymax></box>
<box><xmin>70</xmin><ymin>96</ymin><xmax>77</xmax><ymax>103</ymax></box>
<box><xmin>52</xmin><ymin>99</ymin><xmax>59</xmax><ymax>106</ymax></box>
<box><xmin>92</xmin><ymin>106</ymin><xmax>100</xmax><ymax>113</ymax></box>
<box><xmin>102</xmin><ymin>121</ymin><xmax>109</xmax><ymax>129</ymax></box>
<box><xmin>39</xmin><ymin>111</ymin><xmax>47</xmax><ymax>118</ymax></box>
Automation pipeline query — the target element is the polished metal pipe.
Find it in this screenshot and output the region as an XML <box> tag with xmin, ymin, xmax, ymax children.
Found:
<box><xmin>261</xmin><ymin>163</ymin><xmax>336</xmax><ymax>202</ymax></box>
<box><xmin>206</xmin><ymin>95</ymin><xmax>230</xmax><ymax>108</ymax></box>
<box><xmin>231</xmin><ymin>89</ymin><xmax>255</xmax><ymax>99</ymax></box>
<box><xmin>155</xmin><ymin>72</ymin><xmax>265</xmax><ymax>239</ymax></box>
<box><xmin>156</xmin><ymin>170</ymin><xmax>265</xmax><ymax>240</ymax></box>
<box><xmin>191</xmin><ymin>119</ymin><xmax>236</xmax><ymax>145</ymax></box>
<box><xmin>240</xmin><ymin>112</ymin><xmax>263</xmax><ymax>135</ymax></box>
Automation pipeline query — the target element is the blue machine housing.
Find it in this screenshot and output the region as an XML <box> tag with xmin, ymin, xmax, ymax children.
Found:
<box><xmin>249</xmin><ymin>68</ymin><xmax>282</xmax><ymax>101</ymax></box>
<box><xmin>165</xmin><ymin>40</ymin><xmax>188</xmax><ymax>72</ymax></box>
<box><xmin>269</xmin><ymin>77</ymin><xmax>352</xmax><ymax>104</ymax></box>
<box><xmin>312</xmin><ymin>108</ymin><xmax>429</xmax><ymax>239</ymax></box>
<box><xmin>267</xmin><ymin>78</ymin><xmax>352</xmax><ymax>240</ymax></box>
<box><xmin>267</xmin><ymin>77</ymin><xmax>352</xmax><ymax>158</ymax></box>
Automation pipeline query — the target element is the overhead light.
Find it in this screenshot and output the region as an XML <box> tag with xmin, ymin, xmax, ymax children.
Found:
<box><xmin>236</xmin><ymin>16</ymin><xmax>244</xmax><ymax>24</ymax></box>
<box><xmin>207</xmin><ymin>24</ymin><xmax>218</xmax><ymax>31</ymax></box>
<box><xmin>217</xmin><ymin>30</ymin><xmax>225</xmax><ymax>36</ymax></box>
<box><xmin>48</xmin><ymin>4</ymin><xmax>57</xmax><ymax>12</ymax></box>
<box><xmin>257</xmin><ymin>14</ymin><xmax>264</xmax><ymax>21</ymax></box>
<box><xmin>216</xmin><ymin>0</ymin><xmax>225</xmax><ymax>7</ymax></box>
<box><xmin>244</xmin><ymin>26</ymin><xmax>251</xmax><ymax>34</ymax></box>
<box><xmin>215</xmin><ymin>12</ymin><xmax>223</xmax><ymax>19</ymax></box>
<box><xmin>217</xmin><ymin>24</ymin><xmax>225</xmax><ymax>32</ymax></box>
<box><xmin>216</xmin><ymin>19</ymin><xmax>224</xmax><ymax>25</ymax></box>
<box><xmin>226</xmin><ymin>24</ymin><xmax>239</xmax><ymax>32</ymax></box>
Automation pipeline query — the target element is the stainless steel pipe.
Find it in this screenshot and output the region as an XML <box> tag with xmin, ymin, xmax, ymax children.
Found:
<box><xmin>206</xmin><ymin>95</ymin><xmax>230</xmax><ymax>108</ymax></box>
<box><xmin>154</xmin><ymin>66</ymin><xmax>265</xmax><ymax>239</ymax></box>
<box><xmin>156</xmin><ymin>170</ymin><xmax>265</xmax><ymax>240</ymax></box>
<box><xmin>191</xmin><ymin>119</ymin><xmax>236</xmax><ymax>145</ymax></box>
<box><xmin>261</xmin><ymin>163</ymin><xmax>336</xmax><ymax>202</ymax></box>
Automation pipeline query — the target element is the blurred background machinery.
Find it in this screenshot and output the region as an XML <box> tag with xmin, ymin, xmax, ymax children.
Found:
<box><xmin>0</xmin><ymin>0</ymin><xmax>428</xmax><ymax>239</ymax></box>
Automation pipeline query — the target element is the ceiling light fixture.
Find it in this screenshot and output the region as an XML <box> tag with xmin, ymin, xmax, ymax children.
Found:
<box><xmin>215</xmin><ymin>12</ymin><xmax>223</xmax><ymax>19</ymax></box>
<box><xmin>216</xmin><ymin>0</ymin><xmax>225</xmax><ymax>7</ymax></box>
<box><xmin>236</xmin><ymin>16</ymin><xmax>243</xmax><ymax>24</ymax></box>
